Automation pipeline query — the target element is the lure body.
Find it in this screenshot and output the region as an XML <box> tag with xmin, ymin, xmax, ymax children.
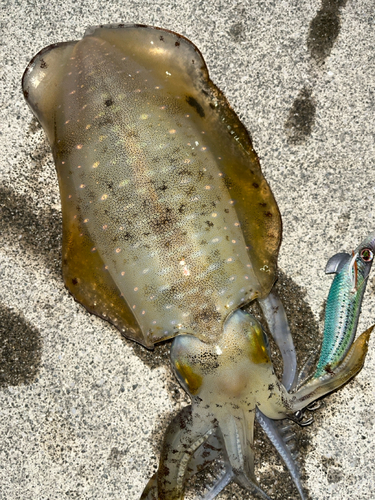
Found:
<box><xmin>314</xmin><ymin>238</ymin><xmax>375</xmax><ymax>377</ymax></box>
<box><xmin>22</xmin><ymin>24</ymin><xmax>374</xmax><ymax>500</ymax></box>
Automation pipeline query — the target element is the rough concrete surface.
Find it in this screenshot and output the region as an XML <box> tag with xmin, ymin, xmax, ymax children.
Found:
<box><xmin>1</xmin><ymin>0</ymin><xmax>375</xmax><ymax>499</ymax></box>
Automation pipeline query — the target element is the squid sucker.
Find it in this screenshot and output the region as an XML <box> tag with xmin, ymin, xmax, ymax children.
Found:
<box><xmin>22</xmin><ymin>23</ymin><xmax>375</xmax><ymax>500</ymax></box>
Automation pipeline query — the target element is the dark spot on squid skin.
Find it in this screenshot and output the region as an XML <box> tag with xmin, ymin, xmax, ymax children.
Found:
<box><xmin>186</xmin><ymin>96</ymin><xmax>205</xmax><ymax>118</ymax></box>
<box><xmin>157</xmin><ymin>183</ymin><xmax>168</xmax><ymax>192</ymax></box>
<box><xmin>105</xmin><ymin>98</ymin><xmax>114</xmax><ymax>107</ymax></box>
<box><xmin>222</xmin><ymin>176</ymin><xmax>233</xmax><ymax>190</ymax></box>
<box><xmin>178</xmin><ymin>204</ymin><xmax>186</xmax><ymax>214</ymax></box>
<box><xmin>96</xmin><ymin>115</ymin><xmax>114</xmax><ymax>127</ymax></box>
<box><xmin>122</xmin><ymin>232</ymin><xmax>133</xmax><ymax>242</ymax></box>
<box><xmin>178</xmin><ymin>411</ymin><xmax>188</xmax><ymax>430</ymax></box>
<box><xmin>71</xmin><ymin>278</ymin><xmax>78</xmax><ymax>285</ymax></box>
<box><xmin>161</xmin><ymin>465</ymin><xmax>171</xmax><ymax>477</ymax></box>
<box><xmin>210</xmin><ymin>249</ymin><xmax>221</xmax><ymax>262</ymax></box>
<box><xmin>307</xmin><ymin>0</ymin><xmax>348</xmax><ymax>66</ymax></box>
<box><xmin>159</xmin><ymin>35</ymin><xmax>164</xmax><ymax>42</ymax></box>
<box><xmin>285</xmin><ymin>86</ymin><xmax>316</xmax><ymax>145</ymax></box>
<box><xmin>252</xmin><ymin>182</ymin><xmax>259</xmax><ymax>188</ymax></box>
<box><xmin>259</xmin><ymin>202</ymin><xmax>267</xmax><ymax>208</ymax></box>
<box><xmin>197</xmin><ymin>170</ymin><xmax>205</xmax><ymax>181</ymax></box>
<box><xmin>175</xmin><ymin>40</ymin><xmax>180</xmax><ymax>47</ymax></box>
<box><xmin>85</xmin><ymin>190</ymin><xmax>96</xmax><ymax>203</ymax></box>
<box><xmin>151</xmin><ymin>209</ymin><xmax>175</xmax><ymax>232</ymax></box>
<box><xmin>39</xmin><ymin>58</ymin><xmax>47</xmax><ymax>69</ymax></box>
<box><xmin>158</xmin><ymin>285</ymin><xmax>180</xmax><ymax>304</ymax></box>
<box><xmin>193</xmin><ymin>307</ymin><xmax>222</xmax><ymax>327</ymax></box>
<box><xmin>205</xmin><ymin>220</ymin><xmax>214</xmax><ymax>229</ymax></box>
<box><xmin>178</xmin><ymin>167</ymin><xmax>193</xmax><ymax>177</ymax></box>
<box><xmin>126</xmin><ymin>130</ymin><xmax>139</xmax><ymax>138</ymax></box>
<box><xmin>0</xmin><ymin>303</ymin><xmax>42</xmax><ymax>387</ymax></box>
<box><xmin>265</xmin><ymin>211</ymin><xmax>273</xmax><ymax>218</ymax></box>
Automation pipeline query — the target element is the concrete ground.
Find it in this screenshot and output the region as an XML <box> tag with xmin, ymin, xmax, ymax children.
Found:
<box><xmin>1</xmin><ymin>0</ymin><xmax>375</xmax><ymax>499</ymax></box>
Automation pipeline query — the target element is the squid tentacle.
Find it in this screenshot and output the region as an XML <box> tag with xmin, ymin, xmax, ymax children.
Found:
<box><xmin>257</xmin><ymin>291</ymin><xmax>305</xmax><ymax>497</ymax></box>
<box><xmin>141</xmin><ymin>405</ymin><xmax>216</xmax><ymax>500</ymax></box>
<box><xmin>256</xmin><ymin>410</ymin><xmax>305</xmax><ymax>500</ymax></box>
<box><xmin>259</xmin><ymin>291</ymin><xmax>298</xmax><ymax>391</ymax></box>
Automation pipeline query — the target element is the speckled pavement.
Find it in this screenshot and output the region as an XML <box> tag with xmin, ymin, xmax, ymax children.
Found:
<box><xmin>1</xmin><ymin>1</ymin><xmax>375</xmax><ymax>499</ymax></box>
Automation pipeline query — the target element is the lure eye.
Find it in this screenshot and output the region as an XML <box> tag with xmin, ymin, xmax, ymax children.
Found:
<box><xmin>360</xmin><ymin>248</ymin><xmax>374</xmax><ymax>262</ymax></box>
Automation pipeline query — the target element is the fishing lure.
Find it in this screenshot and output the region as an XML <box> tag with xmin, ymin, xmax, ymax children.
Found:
<box><xmin>314</xmin><ymin>237</ymin><xmax>375</xmax><ymax>378</ymax></box>
<box><xmin>22</xmin><ymin>23</ymin><xmax>374</xmax><ymax>499</ymax></box>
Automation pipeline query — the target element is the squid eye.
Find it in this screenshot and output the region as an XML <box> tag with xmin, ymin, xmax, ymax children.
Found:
<box><xmin>360</xmin><ymin>248</ymin><xmax>374</xmax><ymax>262</ymax></box>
